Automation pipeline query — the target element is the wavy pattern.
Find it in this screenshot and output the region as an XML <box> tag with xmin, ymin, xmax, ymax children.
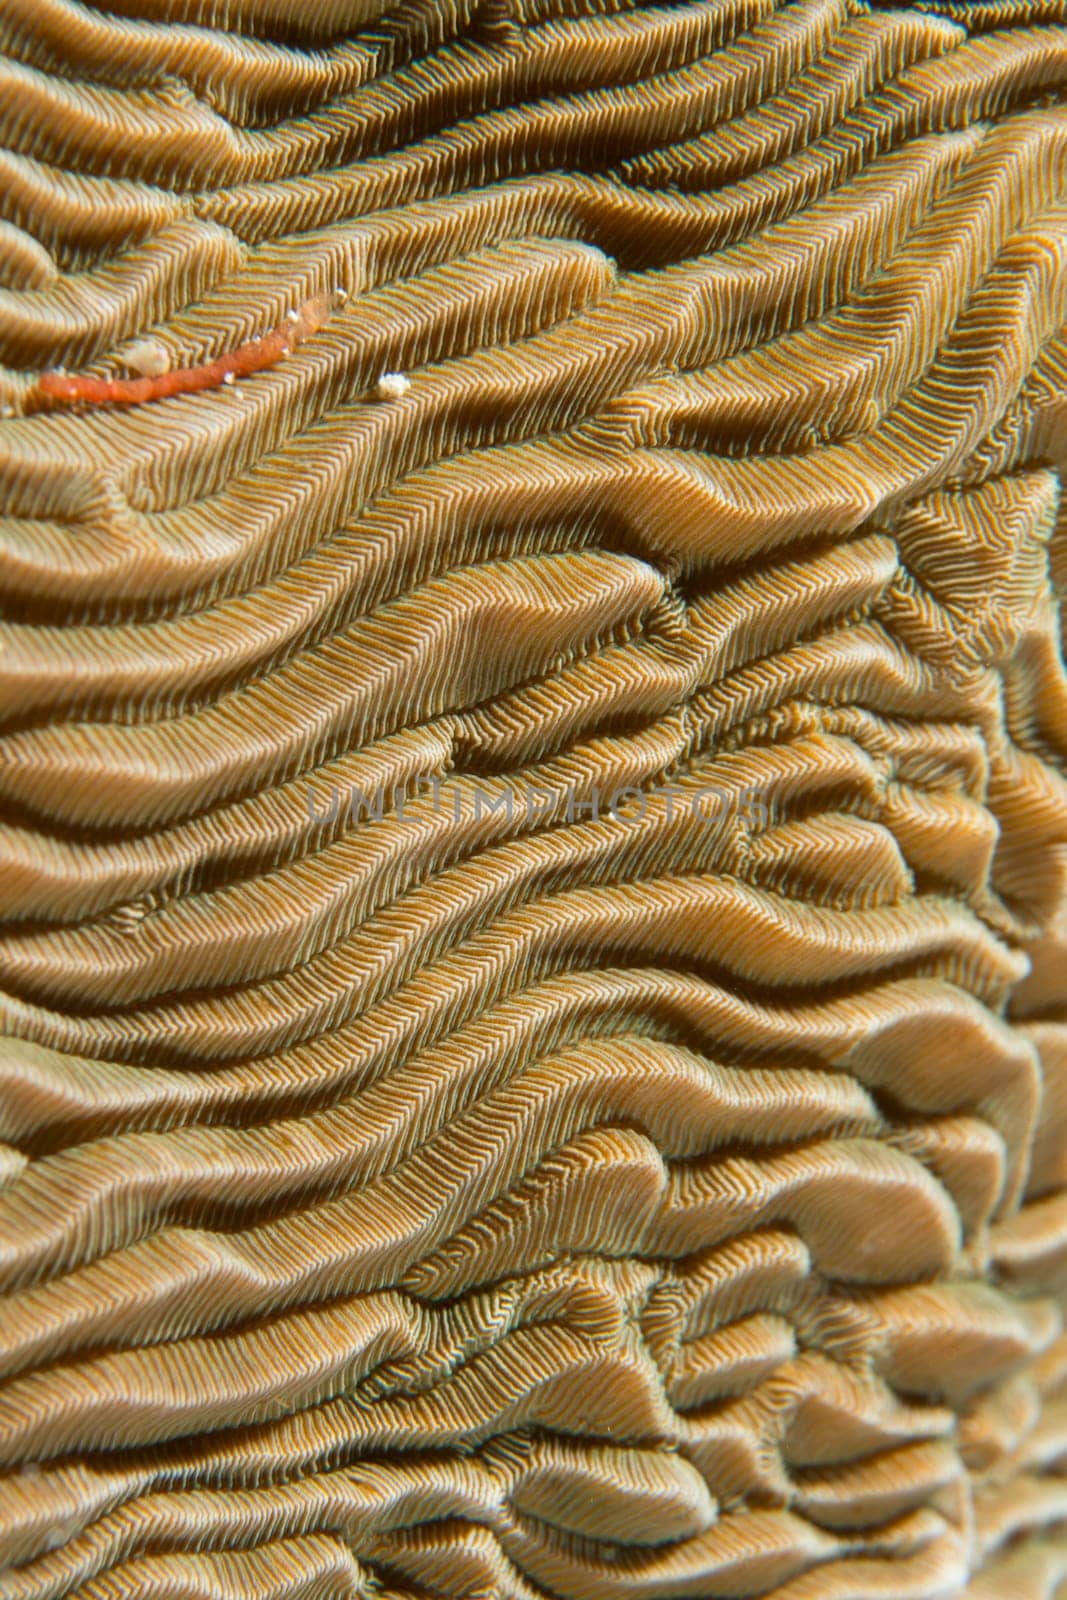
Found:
<box><xmin>1</xmin><ymin>2</ymin><xmax>1067</xmax><ymax>1598</ymax></box>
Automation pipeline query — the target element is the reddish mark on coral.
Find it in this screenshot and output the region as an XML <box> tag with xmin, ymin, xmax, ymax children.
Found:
<box><xmin>33</xmin><ymin>289</ymin><xmax>344</xmax><ymax>408</ymax></box>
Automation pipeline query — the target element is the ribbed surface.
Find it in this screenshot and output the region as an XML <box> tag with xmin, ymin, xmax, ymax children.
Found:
<box><xmin>1</xmin><ymin>1</ymin><xmax>1066</xmax><ymax>1596</ymax></box>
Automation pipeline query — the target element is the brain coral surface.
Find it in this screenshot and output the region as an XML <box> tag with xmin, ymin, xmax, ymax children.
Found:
<box><xmin>1</xmin><ymin>2</ymin><xmax>1067</xmax><ymax>1597</ymax></box>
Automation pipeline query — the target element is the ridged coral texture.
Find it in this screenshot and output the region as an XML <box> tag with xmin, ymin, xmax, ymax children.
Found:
<box><xmin>0</xmin><ymin>0</ymin><xmax>1066</xmax><ymax>1595</ymax></box>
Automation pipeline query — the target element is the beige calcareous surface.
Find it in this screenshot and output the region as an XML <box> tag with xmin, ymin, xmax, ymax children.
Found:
<box><xmin>1</xmin><ymin>1</ymin><xmax>1067</xmax><ymax>1596</ymax></box>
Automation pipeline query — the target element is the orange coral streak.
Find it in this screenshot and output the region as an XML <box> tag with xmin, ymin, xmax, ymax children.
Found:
<box><xmin>35</xmin><ymin>292</ymin><xmax>339</xmax><ymax>407</ymax></box>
